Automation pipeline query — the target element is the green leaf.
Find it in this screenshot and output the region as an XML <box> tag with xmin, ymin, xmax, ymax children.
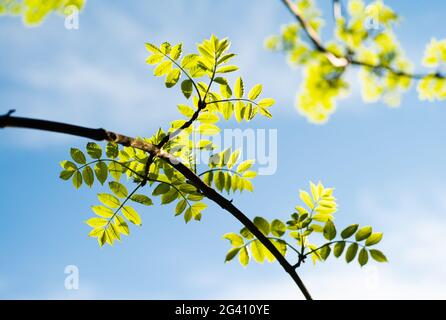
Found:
<box><xmin>177</xmin><ymin>104</ymin><xmax>195</xmax><ymax>118</ymax></box>
<box><xmin>223</xmin><ymin>233</ymin><xmax>244</xmax><ymax>246</ymax></box>
<box><xmin>146</xmin><ymin>54</ymin><xmax>164</xmax><ymax>65</ymax></box>
<box><xmin>108</xmin><ymin>181</ymin><xmax>128</xmax><ymax>198</ymax></box>
<box><xmin>181</xmin><ymin>80</ymin><xmax>193</xmax><ymax>99</ymax></box>
<box><xmin>248</xmin><ymin>84</ymin><xmax>262</xmax><ymax>100</ymax></box>
<box><xmin>358</xmin><ymin>248</ymin><xmax>369</xmax><ymax>267</ymax></box>
<box><xmin>72</xmin><ymin>171</ymin><xmax>82</xmax><ymax>189</ymax></box>
<box><xmin>70</xmin><ymin>148</ymin><xmax>86</xmax><ymax>164</ymax></box>
<box><xmin>160</xmin><ymin>42</ymin><xmax>171</xmax><ymax>54</ymax></box>
<box><xmin>217</xmin><ymin>53</ymin><xmax>236</xmax><ymax>65</ymax></box>
<box><xmin>106</xmin><ymin>142</ymin><xmax>119</xmax><ymax>158</ymax></box>
<box><xmin>88</xmin><ymin>227</ymin><xmax>105</xmax><ymax>238</ymax></box>
<box><xmin>234</xmin><ymin>77</ymin><xmax>244</xmax><ymax>98</ymax></box>
<box><xmin>253</xmin><ymin>216</ymin><xmax>270</xmax><ymax>235</ymax></box>
<box><xmin>91</xmin><ymin>205</ymin><xmax>113</xmax><ymax>218</ymax></box>
<box><xmin>234</xmin><ymin>101</ymin><xmax>244</xmax><ymax>122</ymax></box>
<box><xmin>175</xmin><ymin>199</ymin><xmax>187</xmax><ymax>216</ymax></box>
<box><xmin>341</xmin><ymin>224</ymin><xmax>359</xmax><ymax>239</ymax></box>
<box><xmin>345</xmin><ymin>243</ymin><xmax>359</xmax><ymax>263</ymax></box>
<box><xmin>161</xmin><ymin>188</ymin><xmax>179</xmax><ymax>204</ymax></box>
<box><xmin>258</xmin><ymin>98</ymin><xmax>275</xmax><ymax>108</ymax></box>
<box><xmin>108</xmin><ymin>162</ymin><xmax>122</xmax><ymax>181</ymax></box>
<box><xmin>259</xmin><ymin>106</ymin><xmax>272</xmax><ymax>118</ymax></box>
<box><xmin>271</xmin><ymin>219</ymin><xmax>286</xmax><ymax>237</ymax></box>
<box><xmin>86</xmin><ymin>142</ymin><xmax>102</xmax><ymax>159</ymax></box>
<box><xmin>152</xmin><ymin>183</ymin><xmax>170</xmax><ymax>196</ymax></box>
<box><xmin>82</xmin><ymin>166</ymin><xmax>94</xmax><ymax>188</ymax></box>
<box><xmin>154</xmin><ymin>60</ymin><xmax>172</xmax><ymax>76</ymax></box>
<box><xmin>370</xmin><ymin>249</ymin><xmax>388</xmax><ymax>262</ymax></box>
<box><xmin>98</xmin><ymin>231</ymin><xmax>107</xmax><ymax>247</ymax></box>
<box><xmin>86</xmin><ymin>217</ymin><xmax>107</xmax><ymax>228</ymax></box>
<box><xmin>250</xmin><ymin>240</ymin><xmax>266</xmax><ymax>263</ymax></box>
<box><xmin>165</xmin><ymin>68</ymin><xmax>181</xmax><ymax>88</ymax></box>
<box><xmin>365</xmin><ymin>232</ymin><xmax>383</xmax><ymax>246</ymax></box>
<box><xmin>355</xmin><ymin>226</ymin><xmax>373</xmax><ymax>241</ymax></box>
<box><xmin>59</xmin><ymin>170</ymin><xmax>74</xmax><ymax>180</ymax></box>
<box><xmin>320</xmin><ymin>245</ymin><xmax>331</xmax><ymax>260</ymax></box>
<box><xmin>240</xmin><ymin>227</ymin><xmax>254</xmax><ymax>239</ymax></box>
<box><xmin>94</xmin><ymin>161</ymin><xmax>108</xmax><ymax>185</ymax></box>
<box><xmin>170</xmin><ymin>43</ymin><xmax>182</xmax><ymax>60</ymax></box>
<box><xmin>114</xmin><ymin>215</ymin><xmax>129</xmax><ymax>236</ymax></box>
<box><xmin>225</xmin><ymin>247</ymin><xmax>240</xmax><ymax>262</ymax></box>
<box><xmin>323</xmin><ymin>220</ymin><xmax>336</xmax><ymax>241</ymax></box>
<box><xmin>197</xmin><ymin>123</ymin><xmax>220</xmax><ymax>135</ymax></box>
<box><xmin>145</xmin><ymin>42</ymin><xmax>159</xmax><ymax>53</ymax></box>
<box><xmin>197</xmin><ymin>113</ymin><xmax>219</xmax><ymax>123</ymax></box>
<box><xmin>60</xmin><ymin>160</ymin><xmax>77</xmax><ymax>171</ymax></box>
<box><xmin>214</xmin><ymin>171</ymin><xmax>225</xmax><ymax>191</ymax></box>
<box><xmin>216</xmin><ymin>65</ymin><xmax>238</xmax><ymax>73</ymax></box>
<box><xmin>98</xmin><ymin>193</ymin><xmax>120</xmax><ymax>209</ymax></box>
<box><xmin>122</xmin><ymin>206</ymin><xmax>142</xmax><ymax>225</ymax></box>
<box><xmin>181</xmin><ymin>54</ymin><xmax>199</xmax><ymax>68</ymax></box>
<box><xmin>220</xmin><ymin>102</ymin><xmax>233</xmax><ymax>120</ymax></box>
<box><xmin>333</xmin><ymin>241</ymin><xmax>346</xmax><ymax>257</ymax></box>
<box><xmin>239</xmin><ymin>247</ymin><xmax>249</xmax><ymax>266</ymax></box>
<box><xmin>299</xmin><ymin>190</ymin><xmax>314</xmax><ymax>209</ymax></box>
<box><xmin>130</xmin><ymin>194</ymin><xmax>153</xmax><ymax>206</ymax></box>
<box><xmin>227</xmin><ymin>150</ymin><xmax>240</xmax><ymax>169</ymax></box>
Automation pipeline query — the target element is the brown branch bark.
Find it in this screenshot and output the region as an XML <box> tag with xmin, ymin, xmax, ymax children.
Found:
<box><xmin>0</xmin><ymin>112</ymin><xmax>313</xmax><ymax>300</ymax></box>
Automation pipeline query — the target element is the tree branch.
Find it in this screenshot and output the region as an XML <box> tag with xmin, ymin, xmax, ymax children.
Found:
<box><xmin>0</xmin><ymin>112</ymin><xmax>313</xmax><ymax>300</ymax></box>
<box><xmin>279</xmin><ymin>0</ymin><xmax>445</xmax><ymax>79</ymax></box>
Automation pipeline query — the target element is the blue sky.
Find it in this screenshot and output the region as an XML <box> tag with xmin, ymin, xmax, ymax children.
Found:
<box><xmin>1</xmin><ymin>0</ymin><xmax>446</xmax><ymax>299</ymax></box>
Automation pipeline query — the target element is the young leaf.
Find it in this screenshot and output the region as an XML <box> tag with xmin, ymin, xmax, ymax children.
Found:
<box><xmin>239</xmin><ymin>247</ymin><xmax>249</xmax><ymax>266</ymax></box>
<box><xmin>122</xmin><ymin>206</ymin><xmax>142</xmax><ymax>226</ymax></box>
<box><xmin>165</xmin><ymin>68</ymin><xmax>181</xmax><ymax>88</ymax></box>
<box><xmin>223</xmin><ymin>233</ymin><xmax>244</xmax><ymax>247</ymax></box>
<box><xmin>91</xmin><ymin>205</ymin><xmax>114</xmax><ymax>218</ymax></box>
<box><xmin>216</xmin><ymin>65</ymin><xmax>238</xmax><ymax>73</ymax></box>
<box><xmin>234</xmin><ymin>77</ymin><xmax>244</xmax><ymax>98</ymax></box>
<box><xmin>86</xmin><ymin>217</ymin><xmax>107</xmax><ymax>228</ymax></box>
<box><xmin>248</xmin><ymin>84</ymin><xmax>262</xmax><ymax>100</ymax></box>
<box><xmin>154</xmin><ymin>60</ymin><xmax>173</xmax><ymax>76</ymax></box>
<box><xmin>170</xmin><ymin>43</ymin><xmax>182</xmax><ymax>60</ymax></box>
<box><xmin>258</xmin><ymin>98</ymin><xmax>275</xmax><ymax>108</ymax></box>
<box><xmin>250</xmin><ymin>240</ymin><xmax>266</xmax><ymax>263</ymax></box>
<box><xmin>98</xmin><ymin>193</ymin><xmax>120</xmax><ymax>209</ymax></box>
